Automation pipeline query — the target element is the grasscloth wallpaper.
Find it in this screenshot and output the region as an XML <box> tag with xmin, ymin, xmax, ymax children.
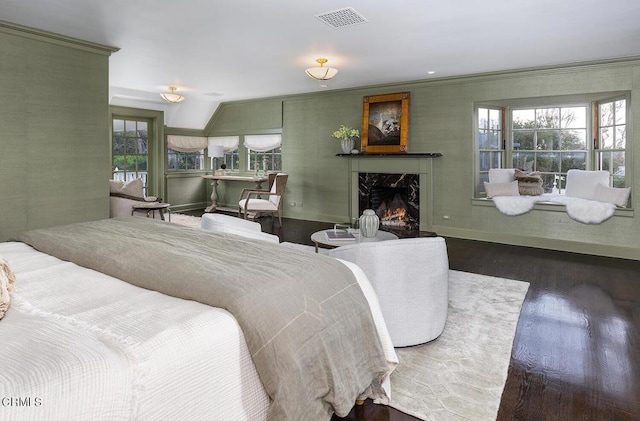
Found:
<box><xmin>200</xmin><ymin>62</ymin><xmax>639</xmax><ymax>259</ymax></box>
<box><xmin>0</xmin><ymin>25</ymin><xmax>115</xmax><ymax>242</ymax></box>
<box><xmin>1</xmin><ymin>23</ymin><xmax>637</xmax><ymax>259</ymax></box>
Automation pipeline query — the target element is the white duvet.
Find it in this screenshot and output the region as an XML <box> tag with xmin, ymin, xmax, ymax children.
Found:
<box><xmin>0</xmin><ymin>242</ymin><xmax>397</xmax><ymax>420</ymax></box>
<box><xmin>0</xmin><ymin>241</ymin><xmax>269</xmax><ymax>420</ymax></box>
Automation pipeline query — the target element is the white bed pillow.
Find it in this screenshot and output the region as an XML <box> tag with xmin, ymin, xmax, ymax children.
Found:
<box><xmin>593</xmin><ymin>183</ymin><xmax>631</xmax><ymax>207</ymax></box>
<box><xmin>484</xmin><ymin>181</ymin><xmax>520</xmax><ymax>198</ymax></box>
<box><xmin>564</xmin><ymin>170</ymin><xmax>610</xmax><ymax>200</ymax></box>
<box><xmin>488</xmin><ymin>168</ymin><xmax>516</xmax><ymax>184</ymax></box>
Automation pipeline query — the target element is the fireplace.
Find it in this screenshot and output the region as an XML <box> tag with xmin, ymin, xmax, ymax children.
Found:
<box><xmin>358</xmin><ymin>173</ymin><xmax>419</xmax><ymax>231</ymax></box>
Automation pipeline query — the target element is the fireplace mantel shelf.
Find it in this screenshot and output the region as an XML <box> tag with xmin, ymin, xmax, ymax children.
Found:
<box><xmin>336</xmin><ymin>152</ymin><xmax>442</xmax><ymax>158</ymax></box>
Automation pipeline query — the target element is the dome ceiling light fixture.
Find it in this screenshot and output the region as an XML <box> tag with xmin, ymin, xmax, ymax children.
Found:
<box><xmin>161</xmin><ymin>86</ymin><xmax>185</xmax><ymax>103</ymax></box>
<box><xmin>305</xmin><ymin>58</ymin><xmax>338</xmax><ymax>81</ymax></box>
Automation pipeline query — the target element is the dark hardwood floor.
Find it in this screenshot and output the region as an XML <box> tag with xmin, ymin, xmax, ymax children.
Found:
<box><xmin>185</xmin><ymin>211</ymin><xmax>640</xmax><ymax>420</ymax></box>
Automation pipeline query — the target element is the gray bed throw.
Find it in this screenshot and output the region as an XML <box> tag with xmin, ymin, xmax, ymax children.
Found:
<box><xmin>18</xmin><ymin>217</ymin><xmax>389</xmax><ymax>420</ymax></box>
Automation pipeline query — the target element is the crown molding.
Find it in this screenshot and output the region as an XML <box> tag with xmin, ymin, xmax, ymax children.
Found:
<box><xmin>0</xmin><ymin>20</ymin><xmax>119</xmax><ymax>56</ymax></box>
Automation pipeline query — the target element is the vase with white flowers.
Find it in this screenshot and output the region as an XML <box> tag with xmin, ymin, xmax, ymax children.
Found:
<box><xmin>332</xmin><ymin>125</ymin><xmax>360</xmax><ymax>154</ymax></box>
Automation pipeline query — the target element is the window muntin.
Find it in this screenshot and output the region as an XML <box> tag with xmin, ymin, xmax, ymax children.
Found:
<box><xmin>598</xmin><ymin>99</ymin><xmax>626</xmax><ymax>187</ymax></box>
<box><xmin>223</xmin><ymin>150</ymin><xmax>240</xmax><ymax>171</ymax></box>
<box><xmin>167</xmin><ymin>149</ymin><xmax>204</xmax><ymax>170</ymax></box>
<box><xmin>247</xmin><ymin>147</ymin><xmax>282</xmax><ymax>173</ymax></box>
<box><xmin>511</xmin><ymin>105</ymin><xmax>588</xmax><ymax>192</ymax></box>
<box><xmin>208</xmin><ymin>136</ymin><xmax>240</xmax><ymax>172</ymax></box>
<box><xmin>244</xmin><ymin>134</ymin><xmax>283</xmax><ymax>173</ymax></box>
<box><xmin>112</xmin><ymin>118</ymin><xmax>149</xmax><ymax>192</ymax></box>
<box><xmin>477</xmin><ymin>107</ymin><xmax>504</xmax><ymax>195</ymax></box>
<box><xmin>476</xmin><ymin>96</ymin><xmax>628</xmax><ymax>198</ymax></box>
<box><xmin>166</xmin><ymin>135</ymin><xmax>206</xmax><ymax>171</ymax></box>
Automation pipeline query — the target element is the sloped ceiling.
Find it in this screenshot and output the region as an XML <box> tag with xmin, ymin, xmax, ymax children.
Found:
<box><xmin>3</xmin><ymin>0</ymin><xmax>640</xmax><ymax>129</ymax></box>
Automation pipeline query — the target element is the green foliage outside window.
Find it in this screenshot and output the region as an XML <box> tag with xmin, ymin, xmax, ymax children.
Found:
<box><xmin>476</xmin><ymin>97</ymin><xmax>627</xmax><ymax>197</ymax></box>
<box><xmin>167</xmin><ymin>150</ymin><xmax>204</xmax><ymax>170</ymax></box>
<box><xmin>112</xmin><ymin>119</ymin><xmax>149</xmax><ymax>191</ymax></box>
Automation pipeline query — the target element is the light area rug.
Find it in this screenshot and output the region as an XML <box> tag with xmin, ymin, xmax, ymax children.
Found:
<box><xmin>389</xmin><ymin>270</ymin><xmax>529</xmax><ymax>421</ymax></box>
<box><xmin>140</xmin><ymin>218</ymin><xmax>529</xmax><ymax>420</ymax></box>
<box><xmin>169</xmin><ymin>213</ymin><xmax>202</xmax><ymax>228</ymax></box>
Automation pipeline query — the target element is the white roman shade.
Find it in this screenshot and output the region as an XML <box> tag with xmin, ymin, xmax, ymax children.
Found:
<box><xmin>167</xmin><ymin>135</ymin><xmax>208</xmax><ymax>153</ymax></box>
<box><xmin>208</xmin><ymin>136</ymin><xmax>240</xmax><ymax>153</ymax></box>
<box><xmin>243</xmin><ymin>134</ymin><xmax>282</xmax><ymax>152</ymax></box>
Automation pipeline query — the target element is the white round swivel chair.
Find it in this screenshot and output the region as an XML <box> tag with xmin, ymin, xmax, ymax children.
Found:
<box><xmin>200</xmin><ymin>213</ymin><xmax>280</xmax><ymax>243</ymax></box>
<box><xmin>328</xmin><ymin>237</ymin><xmax>449</xmax><ymax>347</ymax></box>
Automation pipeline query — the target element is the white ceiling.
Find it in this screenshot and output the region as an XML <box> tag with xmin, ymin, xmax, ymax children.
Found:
<box><xmin>3</xmin><ymin>0</ymin><xmax>640</xmax><ymax>129</ymax></box>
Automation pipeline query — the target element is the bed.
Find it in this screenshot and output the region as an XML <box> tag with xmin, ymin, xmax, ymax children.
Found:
<box><xmin>0</xmin><ymin>217</ymin><xmax>397</xmax><ymax>421</ymax></box>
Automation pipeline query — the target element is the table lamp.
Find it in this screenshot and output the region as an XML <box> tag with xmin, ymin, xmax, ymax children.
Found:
<box><xmin>207</xmin><ymin>144</ymin><xmax>224</xmax><ymax>175</ymax></box>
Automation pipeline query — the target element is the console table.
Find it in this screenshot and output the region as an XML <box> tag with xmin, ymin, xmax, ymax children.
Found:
<box><xmin>202</xmin><ymin>175</ymin><xmax>268</xmax><ymax>212</ymax></box>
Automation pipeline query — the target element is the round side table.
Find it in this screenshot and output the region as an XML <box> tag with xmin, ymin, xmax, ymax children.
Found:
<box><xmin>310</xmin><ymin>229</ymin><xmax>398</xmax><ymax>253</ymax></box>
<box><xmin>131</xmin><ymin>202</ymin><xmax>171</xmax><ymax>221</ymax></box>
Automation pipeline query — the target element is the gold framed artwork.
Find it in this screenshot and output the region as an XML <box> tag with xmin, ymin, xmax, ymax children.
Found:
<box><xmin>361</xmin><ymin>92</ymin><xmax>410</xmax><ymax>153</ymax></box>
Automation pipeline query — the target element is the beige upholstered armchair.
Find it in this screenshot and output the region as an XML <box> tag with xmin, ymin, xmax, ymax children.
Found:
<box><xmin>238</xmin><ymin>173</ymin><xmax>288</xmax><ymax>225</ymax></box>
<box><xmin>109</xmin><ymin>179</ymin><xmax>160</xmax><ymax>218</ymax></box>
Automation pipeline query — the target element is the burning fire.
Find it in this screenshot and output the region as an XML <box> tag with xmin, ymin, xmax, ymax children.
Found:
<box><xmin>381</xmin><ymin>207</ymin><xmax>407</xmax><ymax>227</ymax></box>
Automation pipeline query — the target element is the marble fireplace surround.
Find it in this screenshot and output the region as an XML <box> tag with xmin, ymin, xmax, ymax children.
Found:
<box><xmin>345</xmin><ymin>154</ymin><xmax>440</xmax><ymax>232</ymax></box>
<box><xmin>359</xmin><ymin>173</ymin><xmax>420</xmax><ymax>231</ymax></box>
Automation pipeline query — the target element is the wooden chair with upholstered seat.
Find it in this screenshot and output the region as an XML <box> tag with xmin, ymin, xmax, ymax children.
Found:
<box><xmin>238</xmin><ymin>173</ymin><xmax>288</xmax><ymax>225</ymax></box>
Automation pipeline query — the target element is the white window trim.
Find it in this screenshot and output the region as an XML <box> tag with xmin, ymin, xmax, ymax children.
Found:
<box><xmin>475</xmin><ymin>94</ymin><xmax>629</xmax><ymax>199</ymax></box>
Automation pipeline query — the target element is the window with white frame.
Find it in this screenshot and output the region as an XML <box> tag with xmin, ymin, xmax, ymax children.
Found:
<box><xmin>208</xmin><ymin>136</ymin><xmax>240</xmax><ymax>171</ymax></box>
<box><xmin>166</xmin><ymin>136</ymin><xmax>206</xmax><ymax>171</ymax></box>
<box><xmin>112</xmin><ymin>118</ymin><xmax>150</xmax><ymax>192</ymax></box>
<box><xmin>224</xmin><ymin>150</ymin><xmax>240</xmax><ymax>171</ymax></box>
<box><xmin>598</xmin><ymin>99</ymin><xmax>626</xmax><ymax>188</ymax></box>
<box><xmin>475</xmin><ymin>95</ymin><xmax>628</xmax><ymax>197</ymax></box>
<box><xmin>477</xmin><ymin>107</ymin><xmax>504</xmax><ymax>193</ymax></box>
<box><xmin>244</xmin><ymin>134</ymin><xmax>282</xmax><ymax>173</ymax></box>
<box><xmin>511</xmin><ymin>105</ymin><xmax>588</xmax><ymax>192</ymax></box>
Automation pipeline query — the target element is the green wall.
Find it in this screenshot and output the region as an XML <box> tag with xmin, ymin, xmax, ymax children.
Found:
<box><xmin>0</xmin><ymin>22</ymin><xmax>116</xmax><ymax>242</ymax></box>
<box><xmin>198</xmin><ymin>59</ymin><xmax>640</xmax><ymax>259</ymax></box>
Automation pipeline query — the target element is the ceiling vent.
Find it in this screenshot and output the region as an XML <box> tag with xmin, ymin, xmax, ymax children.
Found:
<box><xmin>315</xmin><ymin>7</ymin><xmax>368</xmax><ymax>28</ymax></box>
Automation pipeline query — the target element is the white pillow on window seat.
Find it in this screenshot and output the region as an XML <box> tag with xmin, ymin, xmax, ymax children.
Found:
<box><xmin>488</xmin><ymin>168</ymin><xmax>516</xmax><ymax>184</ymax></box>
<box><xmin>593</xmin><ymin>183</ymin><xmax>631</xmax><ymax>207</ymax></box>
<box><xmin>564</xmin><ymin>170</ymin><xmax>610</xmax><ymax>200</ymax></box>
<box><xmin>484</xmin><ymin>181</ymin><xmax>520</xmax><ymax>198</ymax></box>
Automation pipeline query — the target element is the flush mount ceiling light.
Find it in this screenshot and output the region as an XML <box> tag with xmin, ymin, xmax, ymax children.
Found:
<box><xmin>161</xmin><ymin>86</ymin><xmax>185</xmax><ymax>103</ymax></box>
<box><xmin>305</xmin><ymin>58</ymin><xmax>338</xmax><ymax>81</ymax></box>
